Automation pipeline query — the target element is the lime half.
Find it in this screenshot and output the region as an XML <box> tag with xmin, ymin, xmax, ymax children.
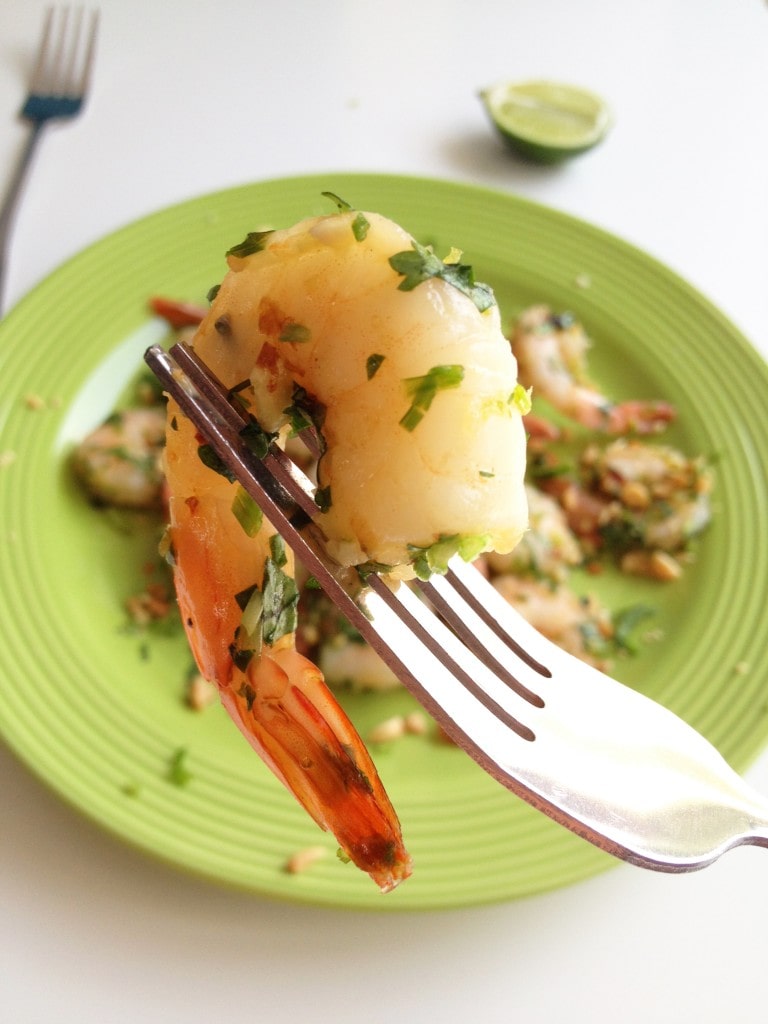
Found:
<box><xmin>481</xmin><ymin>80</ymin><xmax>612</xmax><ymax>164</ymax></box>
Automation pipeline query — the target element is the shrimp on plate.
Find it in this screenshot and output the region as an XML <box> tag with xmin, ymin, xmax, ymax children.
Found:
<box><xmin>72</xmin><ymin>406</ymin><xmax>166</xmax><ymax>510</ymax></box>
<box><xmin>491</xmin><ymin>575</ymin><xmax>613</xmax><ymax>668</ymax></box>
<box><xmin>512</xmin><ymin>305</ymin><xmax>676</xmax><ymax>436</ymax></box>
<box><xmin>535</xmin><ymin>437</ymin><xmax>713</xmax><ymax>580</ymax></box>
<box><xmin>162</xmin><ymin>201</ymin><xmax>529</xmax><ymax>889</ymax></box>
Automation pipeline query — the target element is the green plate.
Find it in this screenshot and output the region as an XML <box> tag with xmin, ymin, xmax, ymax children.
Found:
<box><xmin>1</xmin><ymin>173</ymin><xmax>767</xmax><ymax>911</ymax></box>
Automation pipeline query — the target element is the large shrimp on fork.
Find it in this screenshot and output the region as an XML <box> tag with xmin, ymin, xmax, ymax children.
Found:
<box><xmin>161</xmin><ymin>199</ymin><xmax>529</xmax><ymax>890</ymax></box>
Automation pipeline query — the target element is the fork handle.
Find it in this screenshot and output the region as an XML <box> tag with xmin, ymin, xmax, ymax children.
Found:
<box><xmin>0</xmin><ymin>120</ymin><xmax>46</xmax><ymax>316</ymax></box>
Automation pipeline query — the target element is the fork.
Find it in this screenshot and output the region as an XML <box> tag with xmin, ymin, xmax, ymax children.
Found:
<box><xmin>0</xmin><ymin>7</ymin><xmax>99</xmax><ymax>315</ymax></box>
<box><xmin>144</xmin><ymin>340</ymin><xmax>768</xmax><ymax>873</ymax></box>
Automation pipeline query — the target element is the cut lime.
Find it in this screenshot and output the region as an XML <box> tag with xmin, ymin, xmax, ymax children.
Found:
<box><xmin>480</xmin><ymin>80</ymin><xmax>612</xmax><ymax>164</ymax></box>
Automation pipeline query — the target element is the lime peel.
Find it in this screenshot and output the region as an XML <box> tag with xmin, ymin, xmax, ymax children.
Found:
<box><xmin>481</xmin><ymin>79</ymin><xmax>612</xmax><ymax>164</ymax></box>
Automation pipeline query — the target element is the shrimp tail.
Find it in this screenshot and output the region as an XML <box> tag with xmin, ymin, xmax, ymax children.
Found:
<box><xmin>221</xmin><ymin>650</ymin><xmax>412</xmax><ymax>893</ymax></box>
<box><xmin>165</xmin><ymin>400</ymin><xmax>412</xmax><ymax>892</ymax></box>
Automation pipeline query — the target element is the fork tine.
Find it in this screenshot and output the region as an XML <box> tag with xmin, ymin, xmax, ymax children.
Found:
<box><xmin>29</xmin><ymin>7</ymin><xmax>99</xmax><ymax>101</ymax></box>
<box><xmin>49</xmin><ymin>8</ymin><xmax>72</xmax><ymax>95</ymax></box>
<box><xmin>418</xmin><ymin>571</ymin><xmax>549</xmax><ymax>705</ymax></box>
<box><xmin>75</xmin><ymin>9</ymin><xmax>99</xmax><ymax>99</ymax></box>
<box><xmin>61</xmin><ymin>8</ymin><xmax>83</xmax><ymax>97</ymax></box>
<box><xmin>28</xmin><ymin>8</ymin><xmax>56</xmax><ymax>95</ymax></box>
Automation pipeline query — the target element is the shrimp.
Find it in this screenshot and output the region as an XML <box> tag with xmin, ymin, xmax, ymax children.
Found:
<box><xmin>512</xmin><ymin>305</ymin><xmax>676</xmax><ymax>435</ymax></box>
<box><xmin>492</xmin><ymin>575</ymin><xmax>613</xmax><ymax>668</ymax></box>
<box><xmin>537</xmin><ymin>438</ymin><xmax>713</xmax><ymax>578</ymax></box>
<box><xmin>163</xmin><ymin>203</ymin><xmax>529</xmax><ymax>888</ymax></box>
<box><xmin>72</xmin><ymin>406</ymin><xmax>166</xmax><ymax>510</ymax></box>
<box><xmin>483</xmin><ymin>483</ymin><xmax>582</xmax><ymax>583</ymax></box>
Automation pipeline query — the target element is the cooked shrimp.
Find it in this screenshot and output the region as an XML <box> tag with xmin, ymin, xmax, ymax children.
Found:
<box><xmin>512</xmin><ymin>305</ymin><xmax>676</xmax><ymax>435</ymax></box>
<box><xmin>492</xmin><ymin>575</ymin><xmax>612</xmax><ymax>668</ymax></box>
<box><xmin>582</xmin><ymin>438</ymin><xmax>713</xmax><ymax>572</ymax></box>
<box><xmin>71</xmin><ymin>407</ymin><xmax>166</xmax><ymax>509</ymax></box>
<box><xmin>165</xmin><ymin>404</ymin><xmax>411</xmax><ymax>891</ymax></box>
<box><xmin>319</xmin><ymin>636</ymin><xmax>401</xmax><ymax>692</ymax></box>
<box><xmin>538</xmin><ymin>438</ymin><xmax>713</xmax><ymax>576</ymax></box>
<box><xmin>163</xmin><ymin>204</ymin><xmax>529</xmax><ymax>888</ymax></box>
<box><xmin>484</xmin><ymin>483</ymin><xmax>582</xmax><ymax>583</ymax></box>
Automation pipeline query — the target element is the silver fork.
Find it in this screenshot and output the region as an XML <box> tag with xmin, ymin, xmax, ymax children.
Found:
<box><xmin>0</xmin><ymin>7</ymin><xmax>99</xmax><ymax>314</ymax></box>
<box><xmin>145</xmin><ymin>341</ymin><xmax>768</xmax><ymax>874</ymax></box>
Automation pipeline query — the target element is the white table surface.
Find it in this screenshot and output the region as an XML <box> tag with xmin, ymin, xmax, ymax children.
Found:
<box><xmin>1</xmin><ymin>1</ymin><xmax>767</xmax><ymax>1021</ymax></box>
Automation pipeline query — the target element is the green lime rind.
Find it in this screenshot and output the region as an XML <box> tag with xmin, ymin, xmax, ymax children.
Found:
<box><xmin>481</xmin><ymin>79</ymin><xmax>612</xmax><ymax>163</ymax></box>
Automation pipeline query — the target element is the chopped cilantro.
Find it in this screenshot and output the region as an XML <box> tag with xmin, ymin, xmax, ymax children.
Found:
<box><xmin>240</xmin><ymin>418</ymin><xmax>277</xmax><ymax>459</ymax></box>
<box><xmin>399</xmin><ymin>364</ymin><xmax>465</xmax><ymax>432</ymax></box>
<box><xmin>320</xmin><ymin>191</ymin><xmax>370</xmax><ymax>241</ymax></box>
<box><xmin>612</xmin><ymin>605</ymin><xmax>656</xmax><ymax>654</ymax></box>
<box><xmin>545</xmin><ymin>311</ymin><xmax>576</xmax><ymax>331</ymax></box>
<box><xmin>599</xmin><ymin>515</ymin><xmax>646</xmax><ymax>554</ymax></box>
<box><xmin>356</xmin><ymin>559</ymin><xmax>396</xmax><ymax>580</ymax></box>
<box><xmin>238</xmin><ymin>681</ymin><xmax>257</xmax><ymax>712</ymax></box>
<box><xmin>235</xmin><ymin>583</ymin><xmax>260</xmax><ymax>611</ymax></box>
<box><xmin>321</xmin><ymin>191</ymin><xmax>353</xmax><ymax>212</ymax></box>
<box><xmin>269</xmin><ymin>533</ymin><xmax>288</xmax><ymax>567</ymax></box>
<box><xmin>278</xmin><ymin>322</ymin><xmax>312</xmax><ymax>344</ymax></box>
<box><xmin>226</xmin><ymin>230</ymin><xmax>274</xmax><ymax>259</ymax></box>
<box><xmin>168</xmin><ymin>747</ymin><xmax>192</xmax><ymax>787</ymax></box>
<box><xmin>283</xmin><ymin>385</ymin><xmax>326</xmax><ymax>445</ymax></box>
<box><xmin>197</xmin><ymin>443</ymin><xmax>237</xmax><ymax>482</ymax></box>
<box><xmin>366</xmin><ymin>353</ymin><xmax>385</xmax><ymax>380</ymax></box>
<box><xmin>314</xmin><ymin>484</ymin><xmax>332</xmax><ymax>513</ymax></box>
<box><xmin>229</xmin><ymin>643</ymin><xmax>255</xmax><ymax>671</ymax></box>
<box><xmin>261</xmin><ymin>544</ymin><xmax>299</xmax><ymax>645</ymax></box>
<box><xmin>351</xmin><ymin>211</ymin><xmax>370</xmax><ymax>241</ymax></box>
<box><xmin>388</xmin><ymin>239</ymin><xmax>496</xmax><ymax>312</ymax></box>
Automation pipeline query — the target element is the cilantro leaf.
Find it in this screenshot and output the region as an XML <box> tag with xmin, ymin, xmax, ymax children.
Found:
<box><xmin>168</xmin><ymin>748</ymin><xmax>192</xmax><ymax>787</ymax></box>
<box><xmin>366</xmin><ymin>353</ymin><xmax>385</xmax><ymax>380</ymax></box>
<box><xmin>261</xmin><ymin>549</ymin><xmax>299</xmax><ymax>645</ymax></box>
<box><xmin>321</xmin><ymin>191</ymin><xmax>352</xmax><ymax>212</ymax></box>
<box><xmin>399</xmin><ymin>364</ymin><xmax>465</xmax><ymax>431</ymax></box>
<box><xmin>197</xmin><ymin>443</ymin><xmax>237</xmax><ymax>482</ymax></box>
<box><xmin>278</xmin><ymin>322</ymin><xmax>311</xmax><ymax>343</ymax></box>
<box><xmin>314</xmin><ymin>485</ymin><xmax>332</xmax><ymax>513</ymax></box>
<box><xmin>226</xmin><ymin>230</ymin><xmax>274</xmax><ymax>258</ymax></box>
<box><xmin>389</xmin><ymin>239</ymin><xmax>496</xmax><ymax>312</ymax></box>
<box><xmin>240</xmin><ymin>419</ymin><xmax>277</xmax><ymax>459</ymax></box>
<box><xmin>283</xmin><ymin>385</ymin><xmax>327</xmax><ymax>447</ymax></box>
<box><xmin>351</xmin><ymin>211</ymin><xmax>370</xmax><ymax>241</ymax></box>
<box><xmin>320</xmin><ymin>192</ymin><xmax>370</xmax><ymax>241</ymax></box>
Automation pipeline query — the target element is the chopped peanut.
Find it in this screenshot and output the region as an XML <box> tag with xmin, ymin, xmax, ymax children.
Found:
<box><xmin>284</xmin><ymin>845</ymin><xmax>327</xmax><ymax>875</ymax></box>
<box><xmin>368</xmin><ymin>715</ymin><xmax>406</xmax><ymax>743</ymax></box>
<box><xmin>186</xmin><ymin>673</ymin><xmax>218</xmax><ymax>711</ymax></box>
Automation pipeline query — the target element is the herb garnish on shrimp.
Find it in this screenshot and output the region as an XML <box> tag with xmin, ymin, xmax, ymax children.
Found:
<box><xmin>162</xmin><ymin>199</ymin><xmax>529</xmax><ymax>889</ymax></box>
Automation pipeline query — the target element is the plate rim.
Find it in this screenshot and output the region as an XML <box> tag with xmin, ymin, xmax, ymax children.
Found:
<box><xmin>1</xmin><ymin>171</ymin><xmax>767</xmax><ymax>910</ymax></box>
